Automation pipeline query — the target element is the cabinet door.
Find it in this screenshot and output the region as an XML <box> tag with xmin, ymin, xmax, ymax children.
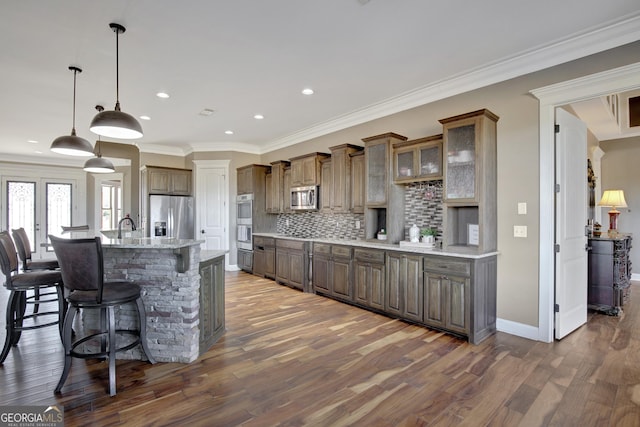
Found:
<box><xmin>288</xmin><ymin>251</ymin><xmax>305</xmax><ymax>290</ymax></box>
<box><xmin>418</xmin><ymin>143</ymin><xmax>442</xmax><ymax>179</ymax></box>
<box><xmin>446</xmin><ymin>275</ymin><xmax>469</xmax><ymax>334</ymax></box>
<box><xmin>265</xmin><ymin>173</ymin><xmax>274</xmax><ymax>212</ymax></box>
<box><xmin>320</xmin><ymin>160</ymin><xmax>332</xmax><ymax>212</ymax></box>
<box><xmin>301</xmin><ymin>156</ymin><xmax>317</xmax><ymax>185</ymax></box>
<box><xmin>313</xmin><ymin>255</ymin><xmax>331</xmax><ymax>293</ymax></box>
<box><xmin>444</xmin><ymin>121</ymin><xmax>477</xmax><ymax>202</ymax></box>
<box><xmin>393</xmin><ymin>146</ymin><xmax>416</xmax><ymax>181</ymax></box>
<box><xmin>332</xmin><ymin>258</ymin><xmax>352</xmax><ymax>300</ymax></box>
<box><xmin>253</xmin><ymin>248</ymin><xmax>266</xmax><ymax>277</ymax></box>
<box><xmin>276</xmin><ymin>249</ymin><xmax>289</xmax><ymax>283</ymax></box>
<box><xmin>424</xmin><ymin>272</ymin><xmax>446</xmax><ymax>328</ymax></box>
<box><xmin>171</xmin><ymin>170</ymin><xmax>192</xmax><ymax>195</ymax></box>
<box><xmin>283</xmin><ymin>168</ymin><xmax>291</xmax><ymax>213</ymax></box>
<box><xmin>403</xmin><ymin>255</ymin><xmax>423</xmax><ymax>322</ymax></box>
<box><xmin>264</xmin><ymin>246</ymin><xmax>276</xmax><ymax>278</ymax></box>
<box><xmin>237</xmin><ymin>167</ymin><xmax>252</xmax><ymax>194</ymax></box>
<box><xmin>212</xmin><ymin>256</ymin><xmax>225</xmax><ymax>336</ymax></box>
<box><xmin>331</xmin><ymin>149</ymin><xmax>347</xmax><ymax>212</ymax></box>
<box><xmin>365</xmin><ymin>140</ymin><xmax>388</xmax><ymax>206</ymax></box>
<box><xmin>199</xmin><ymin>259</ymin><xmax>216</xmax><ymax>347</ymax></box>
<box><xmin>370</xmin><ymin>263</ymin><xmax>385</xmax><ymax>311</ymax></box>
<box><xmin>148</xmin><ymin>169</ymin><xmax>170</xmax><ymax>193</ymax></box>
<box><xmin>238</xmin><ymin>249</ymin><xmax>253</xmax><ymax>272</ymax></box>
<box><xmin>354</xmin><ymin>262</ymin><xmax>369</xmax><ymax>305</ymax></box>
<box><xmin>351</xmin><ymin>154</ymin><xmax>365</xmax><ymax>213</ymax></box>
<box><xmin>385</xmin><ymin>253</ymin><xmax>402</xmax><ymax>315</ymax></box>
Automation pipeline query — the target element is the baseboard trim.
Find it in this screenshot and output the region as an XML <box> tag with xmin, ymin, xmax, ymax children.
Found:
<box><xmin>631</xmin><ymin>273</ymin><xmax>640</xmax><ymax>281</ymax></box>
<box><xmin>496</xmin><ymin>318</ymin><xmax>542</xmax><ymax>341</ymax></box>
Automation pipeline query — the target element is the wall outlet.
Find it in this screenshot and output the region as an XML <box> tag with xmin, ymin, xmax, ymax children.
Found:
<box><xmin>286</xmin><ymin>218</ymin><xmax>290</xmax><ymax>226</ymax></box>
<box><xmin>518</xmin><ymin>202</ymin><xmax>527</xmax><ymax>215</ymax></box>
<box><xmin>514</xmin><ymin>225</ymin><xmax>527</xmax><ymax>238</ymax></box>
<box><xmin>355</xmin><ymin>220</ymin><xmax>361</xmax><ymax>229</ymax></box>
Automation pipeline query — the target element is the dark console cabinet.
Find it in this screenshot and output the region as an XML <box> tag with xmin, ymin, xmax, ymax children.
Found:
<box><xmin>588</xmin><ymin>234</ymin><xmax>632</xmax><ymax>315</ymax></box>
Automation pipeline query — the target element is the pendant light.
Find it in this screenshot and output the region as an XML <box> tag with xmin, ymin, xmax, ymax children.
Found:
<box><xmin>90</xmin><ymin>23</ymin><xmax>143</xmax><ymax>139</ymax></box>
<box><xmin>50</xmin><ymin>66</ymin><xmax>95</xmax><ymax>156</ymax></box>
<box><xmin>84</xmin><ymin>106</ymin><xmax>116</xmax><ymax>173</ymax></box>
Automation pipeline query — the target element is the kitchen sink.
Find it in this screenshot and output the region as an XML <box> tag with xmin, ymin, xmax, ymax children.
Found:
<box><xmin>100</xmin><ymin>229</ymin><xmax>145</xmax><ymax>239</ymax></box>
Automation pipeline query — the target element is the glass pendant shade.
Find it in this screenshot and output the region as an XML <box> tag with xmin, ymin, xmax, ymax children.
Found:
<box><xmin>90</xmin><ymin>23</ymin><xmax>143</xmax><ymax>140</ymax></box>
<box><xmin>51</xmin><ymin>66</ymin><xmax>95</xmax><ymax>156</ymax></box>
<box><xmin>83</xmin><ymin>155</ymin><xmax>115</xmax><ymax>173</ymax></box>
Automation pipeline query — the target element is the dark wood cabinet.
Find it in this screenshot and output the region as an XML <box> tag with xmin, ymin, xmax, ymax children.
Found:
<box><xmin>392</xmin><ymin>134</ymin><xmax>443</xmax><ymax>183</ymax></box>
<box><xmin>276</xmin><ymin>238</ymin><xmax>309</xmax><ymax>291</ymax></box>
<box><xmin>266</xmin><ymin>161</ymin><xmax>290</xmax><ymax>214</ymax></box>
<box><xmin>350</xmin><ymin>151</ymin><xmax>365</xmax><ymax>214</ymax></box>
<box><xmin>290</xmin><ymin>153</ymin><xmax>329</xmax><ymax>187</ymax></box>
<box><xmin>144</xmin><ymin>166</ymin><xmax>192</xmax><ymax>195</ymax></box>
<box><xmin>237</xmin><ymin>249</ymin><xmax>253</xmax><ymax>273</ymax></box>
<box><xmin>312</xmin><ymin>243</ymin><xmax>353</xmax><ymax>302</ymax></box>
<box><xmin>354</xmin><ymin>248</ymin><xmax>385</xmax><ymax>311</ymax></box>
<box><xmin>199</xmin><ymin>254</ymin><xmax>225</xmax><ymax>355</ymax></box>
<box><xmin>385</xmin><ymin>252</ymin><xmax>423</xmax><ymax>322</ymax></box>
<box><xmin>253</xmin><ymin>236</ymin><xmax>275</xmax><ymax>279</ymax></box>
<box><xmin>588</xmin><ymin>235</ymin><xmax>632</xmax><ymax>315</ymax></box>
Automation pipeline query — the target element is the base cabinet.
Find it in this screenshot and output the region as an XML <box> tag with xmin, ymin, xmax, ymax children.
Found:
<box><xmin>424</xmin><ymin>272</ymin><xmax>470</xmax><ymax>335</ymax></box>
<box><xmin>237</xmin><ymin>249</ymin><xmax>253</xmax><ymax>273</ymax></box>
<box><xmin>353</xmin><ymin>248</ymin><xmax>385</xmax><ymax>311</ymax></box>
<box><xmin>588</xmin><ymin>235</ymin><xmax>632</xmax><ymax>315</ymax></box>
<box><xmin>199</xmin><ymin>255</ymin><xmax>225</xmax><ymax>355</ymax></box>
<box><xmin>276</xmin><ymin>239</ymin><xmax>309</xmax><ymax>291</ymax></box>
<box><xmin>385</xmin><ymin>252</ymin><xmax>423</xmax><ymax>322</ymax></box>
<box><xmin>312</xmin><ymin>243</ymin><xmax>353</xmax><ymax>302</ymax></box>
<box><xmin>253</xmin><ymin>236</ymin><xmax>276</xmax><ymax>279</ymax></box>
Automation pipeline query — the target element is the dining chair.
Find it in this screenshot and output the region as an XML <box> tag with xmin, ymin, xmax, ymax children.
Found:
<box><xmin>49</xmin><ymin>235</ymin><xmax>156</xmax><ymax>396</ymax></box>
<box><xmin>0</xmin><ymin>231</ymin><xmax>64</xmax><ymax>364</ymax></box>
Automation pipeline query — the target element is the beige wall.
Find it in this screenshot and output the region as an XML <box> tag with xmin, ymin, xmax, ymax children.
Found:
<box><xmin>599</xmin><ymin>136</ymin><xmax>640</xmax><ymax>271</ymax></box>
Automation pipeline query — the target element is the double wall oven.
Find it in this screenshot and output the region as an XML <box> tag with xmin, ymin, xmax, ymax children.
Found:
<box><xmin>236</xmin><ymin>194</ymin><xmax>253</xmax><ymax>271</ymax></box>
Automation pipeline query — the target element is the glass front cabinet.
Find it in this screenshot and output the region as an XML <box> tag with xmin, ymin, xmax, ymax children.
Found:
<box><xmin>392</xmin><ymin>134</ymin><xmax>443</xmax><ymax>183</ymax></box>
<box><xmin>440</xmin><ymin>109</ymin><xmax>499</xmax><ymax>253</ymax></box>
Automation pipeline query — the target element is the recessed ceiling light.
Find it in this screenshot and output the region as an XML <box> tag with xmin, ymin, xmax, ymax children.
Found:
<box><xmin>254</xmin><ymin>114</ymin><xmax>264</xmax><ymax>120</ymax></box>
<box><xmin>199</xmin><ymin>108</ymin><xmax>215</xmax><ymax>116</ymax></box>
<box><xmin>302</xmin><ymin>88</ymin><xmax>314</xmax><ymax>95</ymax></box>
<box><xmin>225</xmin><ymin>130</ymin><xmax>234</xmax><ymax>135</ymax></box>
<box><xmin>28</xmin><ymin>140</ymin><xmax>38</xmax><ymax>144</ymax></box>
<box><xmin>156</xmin><ymin>92</ymin><xmax>170</xmax><ymax>99</ymax></box>
<box><xmin>140</xmin><ymin>115</ymin><xmax>151</xmax><ymax>121</ymax></box>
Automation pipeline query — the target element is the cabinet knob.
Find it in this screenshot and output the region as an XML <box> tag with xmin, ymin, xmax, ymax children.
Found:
<box><xmin>201</xmin><ymin>229</ymin><xmax>205</xmax><ymax>234</ymax></box>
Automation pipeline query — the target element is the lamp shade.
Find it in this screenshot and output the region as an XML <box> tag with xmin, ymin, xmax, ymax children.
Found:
<box><xmin>83</xmin><ymin>156</ymin><xmax>115</xmax><ymax>173</ymax></box>
<box><xmin>598</xmin><ymin>190</ymin><xmax>628</xmax><ymax>209</ymax></box>
<box><xmin>90</xmin><ymin>106</ymin><xmax>143</xmax><ymax>139</ymax></box>
<box><xmin>51</xmin><ymin>132</ymin><xmax>95</xmax><ymax>156</ymax></box>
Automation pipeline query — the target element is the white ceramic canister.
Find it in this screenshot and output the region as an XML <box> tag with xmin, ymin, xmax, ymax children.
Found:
<box><xmin>409</xmin><ymin>224</ymin><xmax>420</xmax><ymax>242</ymax></box>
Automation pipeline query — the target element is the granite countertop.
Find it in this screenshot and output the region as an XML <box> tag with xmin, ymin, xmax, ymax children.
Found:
<box><xmin>201</xmin><ymin>250</ymin><xmax>228</xmax><ymax>262</ymax></box>
<box><xmin>253</xmin><ymin>232</ymin><xmax>497</xmax><ymax>259</ymax></box>
<box><xmin>51</xmin><ymin>229</ymin><xmax>204</xmax><ymax>249</ymax></box>
<box><xmin>589</xmin><ymin>232</ymin><xmax>632</xmax><ymax>241</ymax></box>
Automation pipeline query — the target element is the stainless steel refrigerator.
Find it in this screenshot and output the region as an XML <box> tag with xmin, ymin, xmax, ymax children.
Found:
<box><xmin>149</xmin><ymin>195</ymin><xmax>194</xmax><ymax>239</ymax></box>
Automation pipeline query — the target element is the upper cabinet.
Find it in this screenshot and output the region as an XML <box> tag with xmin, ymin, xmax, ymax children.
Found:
<box><xmin>363</xmin><ymin>132</ymin><xmax>408</xmax><ymax>207</ymax></box>
<box><xmin>439</xmin><ymin>109</ymin><xmax>499</xmax><ymax>252</ymax></box>
<box><xmin>237</xmin><ymin>164</ymin><xmax>270</xmax><ymax>195</ymax></box>
<box><xmin>392</xmin><ymin>134</ymin><xmax>443</xmax><ymax>183</ymax></box>
<box><xmin>350</xmin><ymin>151</ymin><xmax>365</xmax><ymax>214</ymax></box>
<box><xmin>329</xmin><ymin>144</ymin><xmax>363</xmax><ymax>213</ymax></box>
<box><xmin>290</xmin><ymin>152</ymin><xmax>330</xmax><ymax>187</ymax></box>
<box><xmin>142</xmin><ymin>166</ymin><xmax>192</xmax><ymax>196</ymax></box>
<box><xmin>266</xmin><ymin>160</ymin><xmax>290</xmax><ymax>214</ymax></box>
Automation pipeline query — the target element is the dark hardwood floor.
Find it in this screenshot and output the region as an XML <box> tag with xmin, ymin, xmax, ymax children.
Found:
<box><xmin>1</xmin><ymin>271</ymin><xmax>640</xmax><ymax>426</ymax></box>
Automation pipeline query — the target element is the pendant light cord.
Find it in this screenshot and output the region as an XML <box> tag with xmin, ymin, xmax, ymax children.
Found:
<box><xmin>69</xmin><ymin>66</ymin><xmax>82</xmax><ymax>136</ymax></box>
<box><xmin>115</xmin><ymin>26</ymin><xmax>120</xmax><ymax>110</ymax></box>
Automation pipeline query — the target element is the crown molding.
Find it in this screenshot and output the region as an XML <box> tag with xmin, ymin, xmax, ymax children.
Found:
<box><xmin>261</xmin><ymin>11</ymin><xmax>640</xmax><ymax>154</ymax></box>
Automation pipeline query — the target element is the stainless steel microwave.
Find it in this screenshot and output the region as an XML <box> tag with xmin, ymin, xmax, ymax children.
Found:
<box><xmin>290</xmin><ymin>185</ymin><xmax>318</xmax><ymax>210</ymax></box>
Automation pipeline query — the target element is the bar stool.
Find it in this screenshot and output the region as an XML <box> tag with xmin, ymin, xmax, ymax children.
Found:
<box><xmin>49</xmin><ymin>235</ymin><xmax>156</xmax><ymax>396</ymax></box>
<box><xmin>11</xmin><ymin>227</ymin><xmax>59</xmax><ymax>314</ymax></box>
<box><xmin>0</xmin><ymin>231</ymin><xmax>64</xmax><ymax>364</ymax></box>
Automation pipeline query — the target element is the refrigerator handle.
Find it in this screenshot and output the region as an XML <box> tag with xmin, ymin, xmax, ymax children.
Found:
<box><xmin>169</xmin><ymin>207</ymin><xmax>173</xmax><ymax>238</ymax></box>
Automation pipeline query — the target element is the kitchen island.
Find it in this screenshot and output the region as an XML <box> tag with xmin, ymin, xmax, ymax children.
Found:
<box><xmin>51</xmin><ymin>230</ymin><xmax>226</xmax><ymax>363</ymax></box>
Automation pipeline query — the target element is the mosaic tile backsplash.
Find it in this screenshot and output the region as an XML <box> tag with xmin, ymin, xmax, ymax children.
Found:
<box><xmin>275</xmin><ymin>180</ymin><xmax>443</xmax><ymax>241</ymax></box>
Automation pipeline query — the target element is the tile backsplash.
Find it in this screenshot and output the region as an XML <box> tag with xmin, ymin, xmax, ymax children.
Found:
<box><xmin>275</xmin><ymin>180</ymin><xmax>443</xmax><ymax>241</ymax></box>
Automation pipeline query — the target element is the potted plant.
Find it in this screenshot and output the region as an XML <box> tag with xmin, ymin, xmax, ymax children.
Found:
<box><xmin>420</xmin><ymin>228</ymin><xmax>437</xmax><ymax>246</ymax></box>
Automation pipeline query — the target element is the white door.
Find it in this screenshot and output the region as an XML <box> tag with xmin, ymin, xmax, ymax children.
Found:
<box><xmin>554</xmin><ymin>108</ymin><xmax>588</xmax><ymax>339</ymax></box>
<box><xmin>194</xmin><ymin>161</ymin><xmax>228</xmax><ymax>253</ymax></box>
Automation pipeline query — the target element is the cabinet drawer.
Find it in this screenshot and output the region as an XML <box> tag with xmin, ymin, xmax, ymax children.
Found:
<box><xmin>276</xmin><ymin>239</ymin><xmax>306</xmax><ymax>250</ymax></box>
<box><xmin>332</xmin><ymin>245</ymin><xmax>353</xmax><ymax>259</ymax></box>
<box><xmin>314</xmin><ymin>243</ymin><xmax>331</xmax><ymax>255</ymax></box>
<box><xmin>254</xmin><ymin>236</ymin><xmax>275</xmax><ymax>247</ymax></box>
<box><xmin>354</xmin><ymin>248</ymin><xmax>385</xmax><ymax>264</ymax></box>
<box><xmin>424</xmin><ymin>257</ymin><xmax>471</xmax><ymax>276</ymax></box>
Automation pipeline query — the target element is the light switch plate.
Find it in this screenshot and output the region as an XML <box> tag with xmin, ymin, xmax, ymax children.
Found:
<box><xmin>518</xmin><ymin>202</ymin><xmax>527</xmax><ymax>215</ymax></box>
<box><xmin>514</xmin><ymin>225</ymin><xmax>527</xmax><ymax>238</ymax></box>
<box><xmin>355</xmin><ymin>220</ymin><xmax>361</xmax><ymax>229</ymax></box>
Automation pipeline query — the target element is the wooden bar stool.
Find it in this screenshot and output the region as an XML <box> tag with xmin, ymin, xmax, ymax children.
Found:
<box><xmin>0</xmin><ymin>231</ymin><xmax>64</xmax><ymax>364</ymax></box>
<box><xmin>49</xmin><ymin>235</ymin><xmax>156</xmax><ymax>396</ymax></box>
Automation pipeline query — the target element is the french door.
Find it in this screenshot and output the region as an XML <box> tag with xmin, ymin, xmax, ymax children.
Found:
<box><xmin>4</xmin><ymin>177</ymin><xmax>76</xmax><ymax>259</ymax></box>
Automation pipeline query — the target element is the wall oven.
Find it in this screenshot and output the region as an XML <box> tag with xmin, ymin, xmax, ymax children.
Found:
<box><xmin>237</xmin><ymin>224</ymin><xmax>252</xmax><ymax>250</ymax></box>
<box><xmin>237</xmin><ymin>193</ymin><xmax>253</xmax><ymax>224</ymax></box>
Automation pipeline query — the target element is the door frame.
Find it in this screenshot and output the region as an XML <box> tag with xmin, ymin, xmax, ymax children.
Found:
<box><xmin>531</xmin><ymin>61</ymin><xmax>640</xmax><ymax>342</ymax></box>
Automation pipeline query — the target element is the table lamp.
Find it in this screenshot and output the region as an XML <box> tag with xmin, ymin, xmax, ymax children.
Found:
<box><xmin>598</xmin><ymin>189</ymin><xmax>627</xmax><ymax>234</ymax></box>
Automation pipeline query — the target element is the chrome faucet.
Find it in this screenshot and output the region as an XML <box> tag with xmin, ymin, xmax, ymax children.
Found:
<box><xmin>117</xmin><ymin>214</ymin><xmax>137</xmax><ymax>239</ymax></box>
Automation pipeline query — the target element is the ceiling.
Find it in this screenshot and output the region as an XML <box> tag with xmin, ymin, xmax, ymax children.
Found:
<box><xmin>2</xmin><ymin>1</ymin><xmax>639</xmax><ymax>167</ymax></box>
